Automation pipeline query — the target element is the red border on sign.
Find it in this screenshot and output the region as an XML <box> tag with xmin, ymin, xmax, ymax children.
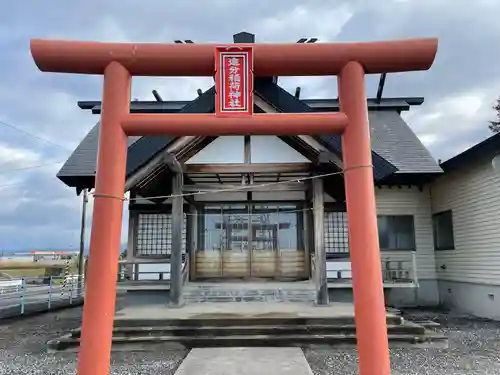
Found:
<box><xmin>215</xmin><ymin>46</ymin><xmax>254</xmax><ymax>116</ymax></box>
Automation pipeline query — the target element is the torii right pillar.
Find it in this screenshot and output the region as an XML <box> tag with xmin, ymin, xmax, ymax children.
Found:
<box><xmin>339</xmin><ymin>61</ymin><xmax>390</xmax><ymax>375</ymax></box>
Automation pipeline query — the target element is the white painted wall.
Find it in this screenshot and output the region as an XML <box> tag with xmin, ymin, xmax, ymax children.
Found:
<box><xmin>185</xmin><ymin>136</ymin><xmax>311</xmax><ymax>164</ymax></box>
<box><xmin>250</xmin><ymin>136</ymin><xmax>310</xmax><ymax>163</ymax></box>
<box><xmin>431</xmin><ymin>156</ymin><xmax>500</xmax><ymax>285</ymax></box>
<box><xmin>186</xmin><ymin>136</ymin><xmax>245</xmax><ymax>164</ymax></box>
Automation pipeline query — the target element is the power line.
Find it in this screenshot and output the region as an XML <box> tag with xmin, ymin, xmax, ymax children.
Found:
<box><xmin>0</xmin><ymin>163</ymin><xmax>65</xmax><ymax>188</ymax></box>
<box><xmin>88</xmin><ymin>165</ymin><xmax>373</xmax><ymax>202</ymax></box>
<box><xmin>0</xmin><ymin>165</ymin><xmax>371</xmax><ymax>200</ymax></box>
<box><xmin>0</xmin><ymin>119</ymin><xmax>70</xmax><ymax>175</ymax></box>
<box><xmin>0</xmin><ymin>160</ymin><xmax>65</xmax><ymax>174</ymax></box>
<box><xmin>0</xmin><ymin>180</ymin><xmax>45</xmax><ymax>189</ymax></box>
<box><xmin>0</xmin><ymin>119</ymin><xmax>70</xmax><ymax>151</ymax></box>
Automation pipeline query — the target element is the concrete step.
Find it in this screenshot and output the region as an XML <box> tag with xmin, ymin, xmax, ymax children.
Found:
<box><xmin>47</xmin><ymin>316</ymin><xmax>447</xmax><ymax>352</ymax></box>
<box><xmin>111</xmin><ymin>315</ymin><xmax>405</xmax><ymax>328</ymax></box>
<box><xmin>68</xmin><ymin>323</ymin><xmax>427</xmax><ymax>339</ymax></box>
<box><xmin>48</xmin><ymin>330</ymin><xmax>448</xmax><ymax>352</ymax></box>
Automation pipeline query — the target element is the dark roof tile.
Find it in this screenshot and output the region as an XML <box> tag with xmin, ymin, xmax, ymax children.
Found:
<box><xmin>57</xmin><ymin>86</ymin><xmax>216</xmax><ymax>188</ymax></box>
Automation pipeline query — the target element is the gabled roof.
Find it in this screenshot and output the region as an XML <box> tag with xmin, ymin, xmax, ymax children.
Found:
<box><xmin>56</xmin><ymin>123</ymin><xmax>143</xmax><ymax>190</ymax></box>
<box><xmin>57</xmin><ymin>87</ymin><xmax>216</xmax><ymax>190</ymax></box>
<box><xmin>440</xmin><ymin>131</ymin><xmax>500</xmax><ymax>172</ymax></box>
<box><xmin>369</xmin><ymin>111</ymin><xmax>442</xmax><ymax>174</ymax></box>
<box><xmin>58</xmin><ymin>80</ymin><xmax>441</xmax><ymax>192</ymax></box>
<box><xmin>253</xmin><ymin>79</ymin><xmax>398</xmax><ymax>181</ymax></box>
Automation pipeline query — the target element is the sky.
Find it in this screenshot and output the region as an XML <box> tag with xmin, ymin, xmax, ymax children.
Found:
<box><xmin>0</xmin><ymin>0</ymin><xmax>499</xmax><ymax>251</ymax></box>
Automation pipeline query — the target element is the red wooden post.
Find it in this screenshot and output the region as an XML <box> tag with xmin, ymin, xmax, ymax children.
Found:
<box><xmin>338</xmin><ymin>61</ymin><xmax>391</xmax><ymax>375</ymax></box>
<box><xmin>76</xmin><ymin>62</ymin><xmax>130</xmax><ymax>375</ymax></box>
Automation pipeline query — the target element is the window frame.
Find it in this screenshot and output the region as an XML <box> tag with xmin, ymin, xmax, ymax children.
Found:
<box><xmin>377</xmin><ymin>214</ymin><xmax>416</xmax><ymax>251</ymax></box>
<box><xmin>432</xmin><ymin>210</ymin><xmax>455</xmax><ymax>251</ymax></box>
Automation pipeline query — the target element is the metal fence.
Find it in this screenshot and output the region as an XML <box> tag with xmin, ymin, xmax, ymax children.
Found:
<box><xmin>0</xmin><ymin>275</ymin><xmax>85</xmax><ymax>319</ymax></box>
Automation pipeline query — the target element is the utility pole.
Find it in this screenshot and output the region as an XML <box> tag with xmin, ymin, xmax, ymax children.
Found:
<box><xmin>77</xmin><ymin>188</ymin><xmax>88</xmax><ymax>296</ymax></box>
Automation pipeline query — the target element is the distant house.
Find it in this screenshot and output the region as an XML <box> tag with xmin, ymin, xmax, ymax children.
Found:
<box><xmin>56</xmin><ymin>39</ymin><xmax>500</xmax><ymax>321</ymax></box>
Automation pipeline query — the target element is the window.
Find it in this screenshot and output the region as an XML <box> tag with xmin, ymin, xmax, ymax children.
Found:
<box><xmin>377</xmin><ymin>215</ymin><xmax>415</xmax><ymax>250</ymax></box>
<box><xmin>433</xmin><ymin>210</ymin><xmax>455</xmax><ymax>250</ymax></box>
<box><xmin>324</xmin><ymin>211</ymin><xmax>349</xmax><ymax>254</ymax></box>
<box><xmin>136</xmin><ymin>213</ymin><xmax>187</xmax><ymax>256</ymax></box>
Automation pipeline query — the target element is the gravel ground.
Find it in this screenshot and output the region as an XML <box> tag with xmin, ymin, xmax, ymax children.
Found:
<box><xmin>304</xmin><ymin>308</ymin><xmax>500</xmax><ymax>375</ymax></box>
<box><xmin>1</xmin><ymin>305</ymin><xmax>499</xmax><ymax>375</ymax></box>
<box><xmin>0</xmin><ymin>297</ymin><xmax>188</xmax><ymax>375</ymax></box>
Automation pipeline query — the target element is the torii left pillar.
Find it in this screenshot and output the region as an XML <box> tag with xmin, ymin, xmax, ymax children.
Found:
<box><xmin>77</xmin><ymin>62</ymin><xmax>131</xmax><ymax>375</ymax></box>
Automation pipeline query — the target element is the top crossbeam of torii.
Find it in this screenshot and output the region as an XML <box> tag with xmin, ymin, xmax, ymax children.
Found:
<box><xmin>30</xmin><ymin>37</ymin><xmax>438</xmax><ymax>77</ymax></box>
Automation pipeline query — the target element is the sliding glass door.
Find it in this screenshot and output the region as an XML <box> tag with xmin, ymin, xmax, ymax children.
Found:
<box><xmin>194</xmin><ymin>203</ymin><xmax>306</xmax><ymax>280</ymax></box>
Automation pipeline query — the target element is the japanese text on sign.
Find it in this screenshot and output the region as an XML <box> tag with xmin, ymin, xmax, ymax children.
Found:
<box><xmin>226</xmin><ymin>56</ymin><xmax>243</xmax><ymax>109</ymax></box>
<box><xmin>215</xmin><ymin>47</ymin><xmax>253</xmax><ymax>116</ymax></box>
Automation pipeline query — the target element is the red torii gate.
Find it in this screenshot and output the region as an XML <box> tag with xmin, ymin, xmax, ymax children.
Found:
<box><xmin>30</xmin><ymin>37</ymin><xmax>437</xmax><ymax>375</ymax></box>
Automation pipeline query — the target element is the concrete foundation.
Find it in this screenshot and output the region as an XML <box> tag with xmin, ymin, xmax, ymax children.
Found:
<box><xmin>123</xmin><ymin>290</ymin><xmax>169</xmax><ymax>307</ymax></box>
<box><xmin>438</xmin><ymin>280</ymin><xmax>500</xmax><ymax>320</ymax></box>
<box><xmin>115</xmin><ymin>300</ymin><xmax>373</xmax><ymax>321</ymax></box>
<box><xmin>385</xmin><ymin>280</ymin><xmax>440</xmax><ymax>307</ymax></box>
<box><xmin>121</xmin><ymin>281</ymin><xmax>442</xmax><ymax>309</ymax></box>
<box><xmin>183</xmin><ymin>281</ymin><xmax>316</xmax><ymax>303</ymax></box>
<box><xmin>327</xmin><ymin>280</ymin><xmax>440</xmax><ymax>308</ymax></box>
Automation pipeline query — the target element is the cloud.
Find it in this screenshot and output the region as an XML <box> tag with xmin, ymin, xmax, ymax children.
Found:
<box><xmin>248</xmin><ymin>3</ymin><xmax>354</xmax><ymax>42</ymax></box>
<box><xmin>0</xmin><ymin>144</ymin><xmax>42</xmax><ymax>169</ymax></box>
<box><xmin>0</xmin><ymin>0</ymin><xmax>498</xmax><ymax>251</ymax></box>
<box><xmin>403</xmin><ymin>85</ymin><xmax>500</xmax><ymax>159</ymax></box>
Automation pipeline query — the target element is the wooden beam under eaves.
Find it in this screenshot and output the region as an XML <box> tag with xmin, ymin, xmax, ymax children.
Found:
<box><xmin>185</xmin><ymin>163</ymin><xmax>312</xmax><ymax>174</ymax></box>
